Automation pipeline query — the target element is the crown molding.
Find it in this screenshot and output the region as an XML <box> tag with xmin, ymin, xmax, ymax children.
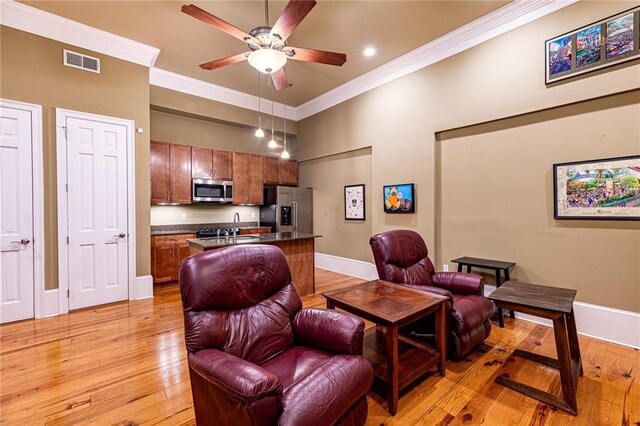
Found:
<box><xmin>0</xmin><ymin>0</ymin><xmax>160</xmax><ymax>68</ymax></box>
<box><xmin>295</xmin><ymin>0</ymin><xmax>578</xmax><ymax>120</ymax></box>
<box><xmin>150</xmin><ymin>68</ymin><xmax>298</xmax><ymax>120</ymax></box>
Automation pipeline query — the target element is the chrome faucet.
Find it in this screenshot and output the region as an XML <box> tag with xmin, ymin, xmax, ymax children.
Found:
<box><xmin>232</xmin><ymin>212</ymin><xmax>240</xmax><ymax>242</ymax></box>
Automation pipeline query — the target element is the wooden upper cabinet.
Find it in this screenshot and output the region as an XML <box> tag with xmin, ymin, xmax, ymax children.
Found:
<box><xmin>151</xmin><ymin>141</ymin><xmax>192</xmax><ymax>205</ymax></box>
<box><xmin>263</xmin><ymin>156</ymin><xmax>280</xmax><ymax>185</ymax></box>
<box><xmin>191</xmin><ymin>147</ymin><xmax>213</xmax><ymax>179</ymax></box>
<box><xmin>212</xmin><ymin>150</ymin><xmax>233</xmax><ymax>181</ymax></box>
<box><xmin>232</xmin><ymin>152</ymin><xmax>249</xmax><ymax>204</ymax></box>
<box><xmin>150</xmin><ymin>141</ymin><xmax>171</xmax><ymax>204</ymax></box>
<box><xmin>170</xmin><ymin>144</ymin><xmax>192</xmax><ymax>204</ymax></box>
<box><xmin>248</xmin><ymin>155</ymin><xmax>264</xmax><ymax>205</ymax></box>
<box><xmin>279</xmin><ymin>159</ymin><xmax>299</xmax><ymax>186</ymax></box>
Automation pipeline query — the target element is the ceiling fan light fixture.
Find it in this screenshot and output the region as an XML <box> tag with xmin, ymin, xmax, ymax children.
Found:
<box><xmin>248</xmin><ymin>49</ymin><xmax>287</xmax><ymax>74</ymax></box>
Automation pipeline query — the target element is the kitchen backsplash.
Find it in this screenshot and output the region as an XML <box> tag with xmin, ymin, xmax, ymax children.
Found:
<box><xmin>150</xmin><ymin>205</ymin><xmax>260</xmax><ymax>225</ymax></box>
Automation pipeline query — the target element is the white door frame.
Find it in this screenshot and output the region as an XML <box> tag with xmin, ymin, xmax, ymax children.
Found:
<box><xmin>56</xmin><ymin>108</ymin><xmax>136</xmax><ymax>314</ymax></box>
<box><xmin>0</xmin><ymin>98</ymin><xmax>45</xmax><ymax>319</ymax></box>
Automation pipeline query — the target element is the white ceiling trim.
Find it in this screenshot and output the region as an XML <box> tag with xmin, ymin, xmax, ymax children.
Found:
<box><xmin>295</xmin><ymin>0</ymin><xmax>579</xmax><ymax>120</ymax></box>
<box><xmin>150</xmin><ymin>68</ymin><xmax>298</xmax><ymax>120</ymax></box>
<box><xmin>0</xmin><ymin>0</ymin><xmax>160</xmax><ymax>68</ymax></box>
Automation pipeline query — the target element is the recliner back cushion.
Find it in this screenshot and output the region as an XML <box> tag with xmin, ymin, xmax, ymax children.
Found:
<box><xmin>370</xmin><ymin>230</ymin><xmax>435</xmax><ymax>287</ymax></box>
<box><xmin>179</xmin><ymin>245</ymin><xmax>302</xmax><ymax>364</ymax></box>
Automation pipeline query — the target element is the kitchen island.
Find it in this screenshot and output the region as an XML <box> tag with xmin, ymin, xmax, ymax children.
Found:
<box><xmin>188</xmin><ymin>232</ymin><xmax>321</xmax><ymax>296</ymax></box>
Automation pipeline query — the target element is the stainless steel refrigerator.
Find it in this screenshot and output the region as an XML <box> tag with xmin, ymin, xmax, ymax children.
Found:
<box><xmin>260</xmin><ymin>186</ymin><xmax>313</xmax><ymax>233</ymax></box>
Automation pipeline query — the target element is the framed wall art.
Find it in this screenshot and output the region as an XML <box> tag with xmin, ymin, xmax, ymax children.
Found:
<box><xmin>553</xmin><ymin>155</ymin><xmax>640</xmax><ymax>220</ymax></box>
<box><xmin>545</xmin><ymin>6</ymin><xmax>640</xmax><ymax>84</ymax></box>
<box><xmin>344</xmin><ymin>184</ymin><xmax>365</xmax><ymax>220</ymax></box>
<box><xmin>383</xmin><ymin>183</ymin><xmax>415</xmax><ymax>214</ymax></box>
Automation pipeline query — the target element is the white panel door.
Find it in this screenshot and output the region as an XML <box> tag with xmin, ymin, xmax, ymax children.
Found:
<box><xmin>66</xmin><ymin>116</ymin><xmax>128</xmax><ymax>309</ymax></box>
<box><xmin>0</xmin><ymin>106</ymin><xmax>34</xmax><ymax>323</ymax></box>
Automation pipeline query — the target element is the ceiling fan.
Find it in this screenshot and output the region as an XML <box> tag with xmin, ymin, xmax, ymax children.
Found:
<box><xmin>181</xmin><ymin>0</ymin><xmax>347</xmax><ymax>90</ymax></box>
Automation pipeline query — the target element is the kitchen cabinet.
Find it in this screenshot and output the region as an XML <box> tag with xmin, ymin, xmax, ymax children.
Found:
<box><xmin>192</xmin><ymin>147</ymin><xmax>233</xmax><ymax>181</ymax></box>
<box><xmin>151</xmin><ymin>233</ymin><xmax>196</xmax><ymax>284</ymax></box>
<box><xmin>263</xmin><ymin>156</ymin><xmax>280</xmax><ymax>184</ymax></box>
<box><xmin>150</xmin><ymin>141</ymin><xmax>192</xmax><ymax>205</ymax></box>
<box><xmin>213</xmin><ymin>150</ymin><xmax>233</xmax><ymax>180</ymax></box>
<box><xmin>232</xmin><ymin>153</ymin><xmax>263</xmax><ymax>205</ymax></box>
<box><xmin>279</xmin><ymin>159</ymin><xmax>299</xmax><ymax>186</ymax></box>
<box><xmin>239</xmin><ymin>228</ymin><xmax>271</xmax><ymax>235</ymax></box>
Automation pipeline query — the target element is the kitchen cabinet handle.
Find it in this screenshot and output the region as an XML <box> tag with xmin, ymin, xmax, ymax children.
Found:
<box><xmin>293</xmin><ymin>201</ymin><xmax>298</xmax><ymax>231</ymax></box>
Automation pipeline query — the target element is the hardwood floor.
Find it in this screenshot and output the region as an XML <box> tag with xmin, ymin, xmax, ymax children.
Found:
<box><xmin>1</xmin><ymin>268</ymin><xmax>638</xmax><ymax>425</ymax></box>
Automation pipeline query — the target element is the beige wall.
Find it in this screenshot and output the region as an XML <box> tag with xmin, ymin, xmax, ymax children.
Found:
<box><xmin>439</xmin><ymin>92</ymin><xmax>639</xmax><ymax>312</ymax></box>
<box><xmin>299</xmin><ymin>148</ymin><xmax>373</xmax><ymax>262</ymax></box>
<box><xmin>0</xmin><ymin>26</ymin><xmax>151</xmax><ymax>290</ymax></box>
<box><xmin>295</xmin><ymin>1</ymin><xmax>640</xmax><ymax>311</ymax></box>
<box><xmin>150</xmin><ymin>108</ymin><xmax>294</xmax><ymax>225</ymax></box>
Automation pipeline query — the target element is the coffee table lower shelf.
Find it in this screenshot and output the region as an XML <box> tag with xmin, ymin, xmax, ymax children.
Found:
<box><xmin>364</xmin><ymin>328</ymin><xmax>442</xmax><ymax>400</ymax></box>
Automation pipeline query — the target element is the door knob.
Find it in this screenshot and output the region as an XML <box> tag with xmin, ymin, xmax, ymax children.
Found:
<box><xmin>10</xmin><ymin>239</ymin><xmax>30</xmax><ymax>245</ymax></box>
<box><xmin>113</xmin><ymin>233</ymin><xmax>126</xmax><ymax>239</ymax></box>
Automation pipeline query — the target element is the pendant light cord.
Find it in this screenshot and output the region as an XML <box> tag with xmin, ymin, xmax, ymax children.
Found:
<box><xmin>257</xmin><ymin>72</ymin><xmax>261</xmax><ymax>128</ymax></box>
<box><xmin>271</xmin><ymin>78</ymin><xmax>275</xmax><ymax>141</ymax></box>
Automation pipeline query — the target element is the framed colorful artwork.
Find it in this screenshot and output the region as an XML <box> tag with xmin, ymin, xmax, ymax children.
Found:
<box><xmin>545</xmin><ymin>6</ymin><xmax>640</xmax><ymax>84</ymax></box>
<box><xmin>344</xmin><ymin>184</ymin><xmax>365</xmax><ymax>220</ymax></box>
<box><xmin>383</xmin><ymin>183</ymin><xmax>415</xmax><ymax>214</ymax></box>
<box><xmin>553</xmin><ymin>155</ymin><xmax>640</xmax><ymax>220</ymax></box>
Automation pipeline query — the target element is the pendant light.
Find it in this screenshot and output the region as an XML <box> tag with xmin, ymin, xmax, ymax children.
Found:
<box><xmin>255</xmin><ymin>72</ymin><xmax>264</xmax><ymax>138</ymax></box>
<box><xmin>268</xmin><ymin>78</ymin><xmax>277</xmax><ymax>149</ymax></box>
<box><xmin>280</xmin><ymin>84</ymin><xmax>290</xmax><ymax>159</ymax></box>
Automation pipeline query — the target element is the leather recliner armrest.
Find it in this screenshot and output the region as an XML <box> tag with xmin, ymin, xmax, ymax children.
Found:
<box><xmin>293</xmin><ymin>308</ymin><xmax>365</xmax><ymax>355</ymax></box>
<box><xmin>189</xmin><ymin>349</ymin><xmax>283</xmax><ymax>402</ymax></box>
<box><xmin>433</xmin><ymin>272</ymin><xmax>484</xmax><ymax>295</ymax></box>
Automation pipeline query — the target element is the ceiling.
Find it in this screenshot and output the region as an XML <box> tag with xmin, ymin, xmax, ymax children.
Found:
<box><xmin>22</xmin><ymin>1</ymin><xmax>509</xmax><ymax>106</ymax></box>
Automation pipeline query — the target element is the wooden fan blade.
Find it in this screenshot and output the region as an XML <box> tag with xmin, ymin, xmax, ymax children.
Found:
<box><xmin>182</xmin><ymin>4</ymin><xmax>252</xmax><ymax>43</ymax></box>
<box><xmin>199</xmin><ymin>53</ymin><xmax>248</xmax><ymax>70</ymax></box>
<box><xmin>270</xmin><ymin>0</ymin><xmax>316</xmax><ymax>42</ymax></box>
<box><xmin>287</xmin><ymin>47</ymin><xmax>347</xmax><ymax>66</ymax></box>
<box><xmin>270</xmin><ymin>69</ymin><xmax>289</xmax><ymax>91</ymax></box>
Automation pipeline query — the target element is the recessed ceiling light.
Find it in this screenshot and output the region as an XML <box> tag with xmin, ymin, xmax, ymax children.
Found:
<box><xmin>363</xmin><ymin>47</ymin><xmax>376</xmax><ymax>57</ymax></box>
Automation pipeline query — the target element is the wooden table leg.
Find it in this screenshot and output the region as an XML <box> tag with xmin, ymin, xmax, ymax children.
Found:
<box><xmin>326</xmin><ymin>300</ymin><xmax>335</xmax><ymax>309</ymax></box>
<box><xmin>495</xmin><ymin>270</ymin><xmax>505</xmax><ymax>328</ymax></box>
<box><xmin>565</xmin><ymin>308</ymin><xmax>583</xmax><ymax>376</ymax></box>
<box><xmin>553</xmin><ymin>314</ymin><xmax>578</xmax><ymax>415</ymax></box>
<box><xmin>436</xmin><ymin>302</ymin><xmax>446</xmax><ymax>376</ymax></box>
<box><xmin>386</xmin><ymin>324</ymin><xmax>399</xmax><ymax>415</ymax></box>
<box><xmin>457</xmin><ymin>264</ymin><xmax>463</xmax><ymax>273</ymax></box>
<box><xmin>504</xmin><ymin>269</ymin><xmax>515</xmax><ymax>318</ymax></box>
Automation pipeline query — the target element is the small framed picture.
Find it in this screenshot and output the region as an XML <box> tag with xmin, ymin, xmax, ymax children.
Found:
<box><xmin>344</xmin><ymin>184</ymin><xmax>365</xmax><ymax>220</ymax></box>
<box><xmin>383</xmin><ymin>183</ymin><xmax>415</xmax><ymax>213</ymax></box>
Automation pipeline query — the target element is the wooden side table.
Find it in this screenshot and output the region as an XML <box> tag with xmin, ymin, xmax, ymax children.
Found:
<box><xmin>488</xmin><ymin>281</ymin><xmax>583</xmax><ymax>415</ymax></box>
<box><xmin>451</xmin><ymin>256</ymin><xmax>516</xmax><ymax>327</ymax></box>
<box><xmin>323</xmin><ymin>280</ymin><xmax>447</xmax><ymax>415</ymax></box>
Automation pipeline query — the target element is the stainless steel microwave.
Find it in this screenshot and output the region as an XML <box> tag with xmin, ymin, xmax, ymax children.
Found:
<box><xmin>192</xmin><ymin>179</ymin><xmax>233</xmax><ymax>203</ymax></box>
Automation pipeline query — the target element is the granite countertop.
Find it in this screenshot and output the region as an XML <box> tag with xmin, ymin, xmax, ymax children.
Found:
<box><xmin>150</xmin><ymin>223</ymin><xmax>271</xmax><ymax>236</ymax></box>
<box><xmin>188</xmin><ymin>232</ymin><xmax>321</xmax><ymax>249</ymax></box>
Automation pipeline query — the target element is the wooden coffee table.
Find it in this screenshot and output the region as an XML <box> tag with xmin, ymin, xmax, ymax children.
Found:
<box><xmin>323</xmin><ymin>279</ymin><xmax>447</xmax><ymax>415</ymax></box>
<box><xmin>488</xmin><ymin>281</ymin><xmax>583</xmax><ymax>415</ymax></box>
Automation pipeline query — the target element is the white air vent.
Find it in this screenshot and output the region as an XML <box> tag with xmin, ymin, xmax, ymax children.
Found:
<box><xmin>63</xmin><ymin>49</ymin><xmax>100</xmax><ymax>73</ymax></box>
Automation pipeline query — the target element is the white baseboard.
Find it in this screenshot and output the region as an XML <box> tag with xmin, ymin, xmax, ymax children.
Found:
<box><xmin>316</xmin><ymin>253</ymin><xmax>640</xmax><ymax>349</ymax></box>
<box><xmin>315</xmin><ymin>252</ymin><xmax>378</xmax><ymax>281</ymax></box>
<box><xmin>42</xmin><ymin>289</ymin><xmax>60</xmax><ymax>318</ymax></box>
<box><xmin>132</xmin><ymin>275</ymin><xmax>154</xmax><ymax>300</ymax></box>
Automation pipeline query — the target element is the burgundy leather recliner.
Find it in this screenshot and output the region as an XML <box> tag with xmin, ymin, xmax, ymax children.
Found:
<box><xmin>179</xmin><ymin>244</ymin><xmax>373</xmax><ymax>426</ymax></box>
<box><xmin>369</xmin><ymin>230</ymin><xmax>494</xmax><ymax>360</ymax></box>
